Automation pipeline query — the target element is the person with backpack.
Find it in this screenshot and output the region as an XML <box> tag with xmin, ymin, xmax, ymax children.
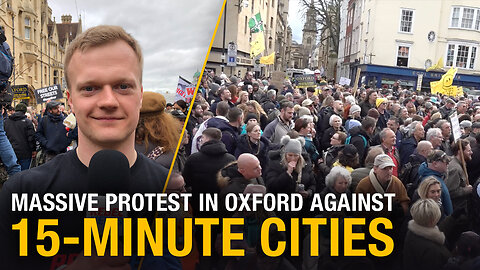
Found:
<box><xmin>400</xmin><ymin>140</ymin><xmax>434</xmax><ymax>197</ymax></box>
<box><xmin>346</xmin><ymin>116</ymin><xmax>376</xmax><ymax>166</ymax></box>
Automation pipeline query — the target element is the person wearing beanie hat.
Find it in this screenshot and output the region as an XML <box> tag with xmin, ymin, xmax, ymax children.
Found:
<box><xmin>376</xmin><ymin>98</ymin><xmax>387</xmax><ymax>108</ymax></box>
<box><xmin>333</xmin><ymin>144</ymin><xmax>359</xmax><ymax>172</ymax></box>
<box><xmin>14</xmin><ymin>103</ymin><xmax>27</xmax><ymax>113</ymax></box>
<box><xmin>240</xmin><ymin>112</ymin><xmax>262</xmax><ymax>135</ymax></box>
<box><xmin>376</xmin><ymin>97</ymin><xmax>390</xmax><ymax>131</ymax></box>
<box><xmin>345</xmin><ymin>105</ymin><xmax>362</xmax><ymax>134</ymax></box>
<box><xmin>264</xmin><ymin>135</ymin><xmax>316</xmax><ymax>202</ymax></box>
<box><xmin>135</xmin><ymin>91</ymin><xmax>183</xmax><ymax>169</ymax></box>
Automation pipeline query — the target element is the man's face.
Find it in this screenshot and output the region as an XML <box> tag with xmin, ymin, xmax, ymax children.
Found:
<box><xmin>383</xmin><ymin>130</ymin><xmax>396</xmax><ymax>148</ymax></box>
<box><xmin>67</xmin><ymin>41</ymin><xmax>143</xmax><ymax>148</ymax></box>
<box><xmin>434</xmin><ymin>159</ymin><xmax>449</xmax><ymax>173</ymax></box>
<box><xmin>222</xmin><ymin>89</ymin><xmax>232</xmax><ymax>100</ymax></box>
<box><xmin>333</xmin><ymin>101</ymin><xmax>343</xmax><ymax>114</ymax></box>
<box><xmin>457</xmin><ymin>103</ymin><xmax>467</xmax><ymax>114</ymax></box>
<box><xmin>414</xmin><ymin>124</ymin><xmax>425</xmax><ymax>140</ymax></box>
<box><xmin>281</xmin><ymin>107</ymin><xmax>294</xmax><ymax>121</ymax></box>
<box><xmin>387</xmin><ymin>120</ymin><xmax>398</xmax><ymax>132</ymax></box>
<box><xmin>240</xmin><ymin>158</ymin><xmax>262</xmax><ymax>179</ymax></box>
<box><xmin>194</xmin><ymin>105</ymin><xmax>203</xmax><ymax>117</ymax></box>
<box><xmin>50</xmin><ymin>106</ymin><xmax>60</xmax><ymax>116</ymax></box>
<box><xmin>369</xmin><ymin>92</ymin><xmax>378</xmax><ymax>103</ymax></box>
<box><xmin>430</xmin><ymin>134</ymin><xmax>443</xmax><ymax>148</ymax></box>
<box><xmin>374</xmin><ymin>165</ymin><xmax>393</xmax><ymax>184</ymax></box>
<box><xmin>441</xmin><ymin>123</ymin><xmax>451</xmax><ymax>138</ymax></box>
<box><xmin>463</xmin><ymin>144</ymin><xmax>473</xmax><ymax>162</ymax></box>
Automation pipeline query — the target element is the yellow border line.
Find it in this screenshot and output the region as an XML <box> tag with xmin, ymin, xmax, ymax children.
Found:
<box><xmin>162</xmin><ymin>0</ymin><xmax>227</xmax><ymax>193</ymax></box>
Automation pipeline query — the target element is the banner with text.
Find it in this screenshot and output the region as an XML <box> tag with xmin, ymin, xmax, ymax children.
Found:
<box><xmin>175</xmin><ymin>76</ymin><xmax>196</xmax><ymax>103</ymax></box>
<box><xmin>34</xmin><ymin>84</ymin><xmax>63</xmax><ymax>104</ymax></box>
<box><xmin>12</xmin><ymin>85</ymin><xmax>29</xmax><ymax>100</ymax></box>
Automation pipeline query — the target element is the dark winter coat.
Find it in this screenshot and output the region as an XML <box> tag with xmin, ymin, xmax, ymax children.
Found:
<box><xmin>183</xmin><ymin>140</ymin><xmax>236</xmax><ymax>216</ymax></box>
<box><xmin>264</xmin><ymin>150</ymin><xmax>315</xmax><ymax>196</ymax></box>
<box><xmin>347</xmin><ymin>125</ymin><xmax>371</xmax><ymax>166</ymax></box>
<box><xmin>359</xmin><ymin>101</ymin><xmax>375</xmax><ymax>118</ymax></box>
<box><xmin>399</xmin><ymin>136</ymin><xmax>418</xmax><ymax>167</ymax></box>
<box><xmin>35</xmin><ymin>112</ymin><xmax>72</xmax><ymax>154</ymax></box>
<box><xmin>4</xmin><ymin>112</ymin><xmax>36</xmax><ymax>159</ymax></box>
<box><xmin>234</xmin><ymin>134</ymin><xmax>270</xmax><ymax>169</ymax></box>
<box><xmin>403</xmin><ymin>221</ymin><xmax>450</xmax><ymax>270</ymax></box>
<box><xmin>216</xmin><ymin>120</ymin><xmax>240</xmax><ymax>155</ymax></box>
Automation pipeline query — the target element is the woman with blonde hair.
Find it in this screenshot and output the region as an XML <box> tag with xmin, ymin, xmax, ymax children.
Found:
<box><xmin>246</xmin><ymin>100</ymin><xmax>268</xmax><ymax>130</ymax></box>
<box><xmin>236</xmin><ymin>90</ymin><xmax>249</xmax><ymax>105</ymax></box>
<box><xmin>135</xmin><ymin>92</ymin><xmax>182</xmax><ymax>169</ymax></box>
<box><xmin>403</xmin><ymin>199</ymin><xmax>451</xmax><ymax>269</ymax></box>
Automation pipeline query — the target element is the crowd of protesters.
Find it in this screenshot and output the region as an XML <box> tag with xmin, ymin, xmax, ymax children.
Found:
<box><xmin>169</xmin><ymin>70</ymin><xmax>480</xmax><ymax>270</ymax></box>
<box><xmin>2</xmin><ymin>67</ymin><xmax>480</xmax><ymax>269</ymax></box>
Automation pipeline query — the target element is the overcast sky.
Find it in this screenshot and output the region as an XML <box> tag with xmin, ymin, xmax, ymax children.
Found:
<box><xmin>289</xmin><ymin>0</ymin><xmax>307</xmax><ymax>43</ymax></box>
<box><xmin>48</xmin><ymin>0</ymin><xmax>223</xmax><ymax>101</ymax></box>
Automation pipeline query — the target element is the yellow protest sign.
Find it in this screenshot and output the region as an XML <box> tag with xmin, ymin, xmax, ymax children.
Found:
<box><xmin>250</xmin><ymin>34</ymin><xmax>265</xmax><ymax>58</ymax></box>
<box><xmin>430</xmin><ymin>67</ymin><xmax>462</xmax><ymax>97</ymax></box>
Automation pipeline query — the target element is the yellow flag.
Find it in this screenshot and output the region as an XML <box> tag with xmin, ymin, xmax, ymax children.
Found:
<box><xmin>260</xmin><ymin>52</ymin><xmax>275</xmax><ymax>65</ymax></box>
<box><xmin>426</xmin><ymin>57</ymin><xmax>444</xmax><ymax>72</ymax></box>
<box><xmin>250</xmin><ymin>34</ymin><xmax>265</xmax><ymax>58</ymax></box>
<box><xmin>430</xmin><ymin>67</ymin><xmax>458</xmax><ymax>96</ymax></box>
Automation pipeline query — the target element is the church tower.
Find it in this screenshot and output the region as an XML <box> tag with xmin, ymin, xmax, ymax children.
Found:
<box><xmin>302</xmin><ymin>1</ymin><xmax>317</xmax><ymax>68</ymax></box>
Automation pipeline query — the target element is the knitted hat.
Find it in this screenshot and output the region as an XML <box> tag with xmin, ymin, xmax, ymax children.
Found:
<box><xmin>350</xmin><ymin>104</ymin><xmax>361</xmax><ymax>115</ymax></box>
<box><xmin>342</xmin><ymin>144</ymin><xmax>358</xmax><ymax>158</ymax></box>
<box><xmin>376</xmin><ymin>98</ymin><xmax>387</xmax><ymax>108</ymax></box>
<box><xmin>348</xmin><ymin>119</ymin><xmax>361</xmax><ymax>131</ymax></box>
<box><xmin>281</xmin><ymin>135</ymin><xmax>304</xmax><ymax>155</ymax></box>
<box><xmin>140</xmin><ymin>91</ymin><xmax>166</xmax><ymax>114</ymax></box>
<box><xmin>14</xmin><ymin>103</ymin><xmax>27</xmax><ymax>113</ymax></box>
<box><xmin>244</xmin><ymin>113</ymin><xmax>259</xmax><ymax>124</ymax></box>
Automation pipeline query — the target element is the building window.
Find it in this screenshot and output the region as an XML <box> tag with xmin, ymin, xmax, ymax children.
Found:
<box><xmin>461</xmin><ymin>8</ymin><xmax>475</xmax><ymax>28</ymax></box>
<box><xmin>272</xmin><ymin>0</ymin><xmax>274</xmax><ymax>7</ymax></box>
<box><xmin>396</xmin><ymin>45</ymin><xmax>409</xmax><ymax>67</ymax></box>
<box><xmin>456</xmin><ymin>45</ymin><xmax>469</xmax><ymax>68</ymax></box>
<box><xmin>307</xmin><ymin>37</ymin><xmax>311</xmax><ymax>45</ymax></box>
<box><xmin>24</xmin><ymin>17</ymin><xmax>31</xmax><ymax>40</ymax></box>
<box><xmin>450</xmin><ymin>6</ymin><xmax>480</xmax><ymax>30</ymax></box>
<box><xmin>270</xmin><ymin>17</ymin><xmax>273</xmax><ymax>28</ymax></box>
<box><xmin>399</xmin><ymin>9</ymin><xmax>414</xmax><ymax>33</ymax></box>
<box><xmin>445</xmin><ymin>43</ymin><xmax>477</xmax><ymax>69</ymax></box>
<box><xmin>451</xmin><ymin>7</ymin><xmax>460</xmax><ymax>27</ymax></box>
<box><xmin>54</xmin><ymin>70</ymin><xmax>58</xmax><ymax>85</ymax></box>
<box><xmin>251</xmin><ymin>0</ymin><xmax>254</xmax><ymax>13</ymax></box>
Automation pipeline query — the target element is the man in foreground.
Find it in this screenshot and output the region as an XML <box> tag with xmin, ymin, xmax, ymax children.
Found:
<box><xmin>0</xmin><ymin>25</ymin><xmax>169</xmax><ymax>269</ymax></box>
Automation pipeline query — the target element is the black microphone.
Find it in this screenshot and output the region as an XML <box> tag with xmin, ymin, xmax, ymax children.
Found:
<box><xmin>86</xmin><ymin>150</ymin><xmax>131</xmax><ymax>247</ymax></box>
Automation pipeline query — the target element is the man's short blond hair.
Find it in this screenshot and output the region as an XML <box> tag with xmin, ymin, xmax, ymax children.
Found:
<box><xmin>64</xmin><ymin>25</ymin><xmax>143</xmax><ymax>88</ymax></box>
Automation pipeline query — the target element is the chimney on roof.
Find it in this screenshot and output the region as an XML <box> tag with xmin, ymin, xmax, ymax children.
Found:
<box><xmin>61</xmin><ymin>14</ymin><xmax>72</xmax><ymax>24</ymax></box>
